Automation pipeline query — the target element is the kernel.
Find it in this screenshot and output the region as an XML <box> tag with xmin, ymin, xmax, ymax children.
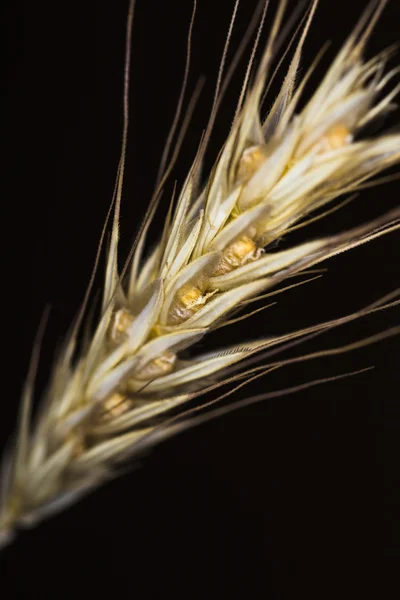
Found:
<box><xmin>71</xmin><ymin>433</ymin><xmax>86</xmax><ymax>458</ymax></box>
<box><xmin>213</xmin><ymin>236</ymin><xmax>261</xmax><ymax>276</ymax></box>
<box><xmin>100</xmin><ymin>392</ymin><xmax>133</xmax><ymax>421</ymax></box>
<box><xmin>109</xmin><ymin>308</ymin><xmax>134</xmax><ymax>345</ymax></box>
<box><xmin>134</xmin><ymin>352</ymin><xmax>177</xmax><ymax>381</ymax></box>
<box><xmin>168</xmin><ymin>286</ymin><xmax>206</xmax><ymax>325</ymax></box>
<box><xmin>318</xmin><ymin>123</ymin><xmax>352</xmax><ymax>153</ymax></box>
<box><xmin>237</xmin><ymin>145</ymin><xmax>268</xmax><ymax>181</ymax></box>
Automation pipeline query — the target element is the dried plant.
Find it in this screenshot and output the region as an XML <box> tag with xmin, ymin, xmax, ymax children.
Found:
<box><xmin>1</xmin><ymin>0</ymin><xmax>399</xmax><ymax>548</ymax></box>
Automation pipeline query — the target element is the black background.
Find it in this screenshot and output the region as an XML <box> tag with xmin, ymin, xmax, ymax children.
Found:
<box><xmin>1</xmin><ymin>0</ymin><xmax>400</xmax><ymax>598</ymax></box>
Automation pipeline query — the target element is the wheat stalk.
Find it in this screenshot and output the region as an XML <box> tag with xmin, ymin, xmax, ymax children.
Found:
<box><xmin>1</xmin><ymin>0</ymin><xmax>399</xmax><ymax>549</ymax></box>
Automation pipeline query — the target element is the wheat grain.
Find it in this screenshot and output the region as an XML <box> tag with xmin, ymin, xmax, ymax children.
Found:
<box><xmin>0</xmin><ymin>0</ymin><xmax>399</xmax><ymax>548</ymax></box>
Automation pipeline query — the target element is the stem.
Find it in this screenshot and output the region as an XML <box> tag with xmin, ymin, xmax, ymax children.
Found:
<box><xmin>0</xmin><ymin>518</ymin><xmax>15</xmax><ymax>551</ymax></box>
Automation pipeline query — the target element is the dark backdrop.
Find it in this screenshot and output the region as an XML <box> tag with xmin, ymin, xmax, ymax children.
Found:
<box><xmin>2</xmin><ymin>0</ymin><xmax>400</xmax><ymax>598</ymax></box>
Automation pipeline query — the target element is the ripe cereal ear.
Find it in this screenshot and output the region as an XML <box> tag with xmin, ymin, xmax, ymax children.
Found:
<box><xmin>1</xmin><ymin>0</ymin><xmax>399</xmax><ymax>546</ymax></box>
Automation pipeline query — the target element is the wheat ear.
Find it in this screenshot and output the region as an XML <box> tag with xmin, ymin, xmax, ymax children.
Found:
<box><xmin>1</xmin><ymin>0</ymin><xmax>399</xmax><ymax>548</ymax></box>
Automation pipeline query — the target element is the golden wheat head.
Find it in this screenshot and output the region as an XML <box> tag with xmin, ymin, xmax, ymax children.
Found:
<box><xmin>1</xmin><ymin>0</ymin><xmax>399</xmax><ymax>548</ymax></box>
